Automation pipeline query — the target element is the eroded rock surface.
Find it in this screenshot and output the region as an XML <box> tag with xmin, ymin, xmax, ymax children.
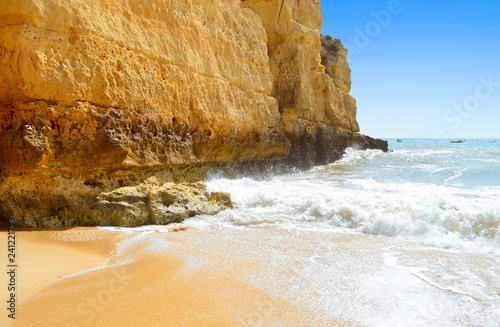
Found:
<box><xmin>244</xmin><ymin>0</ymin><xmax>387</xmax><ymax>169</ymax></box>
<box><xmin>0</xmin><ymin>0</ymin><xmax>387</xmax><ymax>227</ymax></box>
<box><xmin>1</xmin><ymin>176</ymin><xmax>232</xmax><ymax>228</ymax></box>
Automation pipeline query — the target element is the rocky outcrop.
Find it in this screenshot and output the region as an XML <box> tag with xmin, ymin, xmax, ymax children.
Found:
<box><xmin>0</xmin><ymin>174</ymin><xmax>231</xmax><ymax>228</ymax></box>
<box><xmin>321</xmin><ymin>35</ymin><xmax>352</xmax><ymax>93</ymax></box>
<box><xmin>0</xmin><ymin>0</ymin><xmax>387</xmax><ymax>227</ymax></box>
<box><xmin>96</xmin><ymin>182</ymin><xmax>230</xmax><ymax>227</ymax></box>
<box><xmin>0</xmin><ymin>0</ymin><xmax>285</xmax><ymax>227</ymax></box>
<box><xmin>243</xmin><ymin>0</ymin><xmax>387</xmax><ymax>169</ymax></box>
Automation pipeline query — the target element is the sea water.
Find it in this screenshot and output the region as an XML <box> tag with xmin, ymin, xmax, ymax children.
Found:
<box><xmin>107</xmin><ymin>139</ymin><xmax>500</xmax><ymax>326</ymax></box>
<box><xmin>202</xmin><ymin>138</ymin><xmax>500</xmax><ymax>256</ymax></box>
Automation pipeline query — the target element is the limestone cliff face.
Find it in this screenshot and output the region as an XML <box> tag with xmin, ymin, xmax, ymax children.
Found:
<box><xmin>244</xmin><ymin>0</ymin><xmax>355</xmax><ymax>128</ymax></box>
<box><xmin>321</xmin><ymin>36</ymin><xmax>352</xmax><ymax>93</ymax></box>
<box><xmin>0</xmin><ymin>0</ymin><xmax>387</xmax><ymax>227</ymax></box>
<box><xmin>0</xmin><ymin>0</ymin><xmax>290</xmax><ymax>170</ymax></box>
<box><xmin>244</xmin><ymin>0</ymin><xmax>386</xmax><ymax>169</ymax></box>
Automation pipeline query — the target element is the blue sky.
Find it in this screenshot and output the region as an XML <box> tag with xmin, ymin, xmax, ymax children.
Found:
<box><xmin>320</xmin><ymin>0</ymin><xmax>500</xmax><ymax>138</ymax></box>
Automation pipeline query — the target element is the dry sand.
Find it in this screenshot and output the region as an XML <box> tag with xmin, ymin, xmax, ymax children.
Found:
<box><xmin>0</xmin><ymin>228</ymin><xmax>123</xmax><ymax>326</ymax></box>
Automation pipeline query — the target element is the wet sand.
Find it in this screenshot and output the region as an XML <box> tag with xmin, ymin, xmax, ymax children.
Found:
<box><xmin>1</xmin><ymin>227</ymin><xmax>352</xmax><ymax>327</ymax></box>
<box><xmin>3</xmin><ymin>224</ymin><xmax>496</xmax><ymax>326</ymax></box>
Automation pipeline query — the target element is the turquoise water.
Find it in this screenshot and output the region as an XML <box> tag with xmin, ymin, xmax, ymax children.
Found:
<box><xmin>201</xmin><ymin>138</ymin><xmax>500</xmax><ymax>256</ymax></box>
<box><xmin>385</xmin><ymin>139</ymin><xmax>500</xmax><ymax>188</ymax></box>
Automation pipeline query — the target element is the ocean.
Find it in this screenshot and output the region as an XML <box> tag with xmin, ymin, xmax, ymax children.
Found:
<box><xmin>203</xmin><ymin>138</ymin><xmax>500</xmax><ymax>255</ymax></box>
<box><xmin>106</xmin><ymin>139</ymin><xmax>500</xmax><ymax>326</ymax></box>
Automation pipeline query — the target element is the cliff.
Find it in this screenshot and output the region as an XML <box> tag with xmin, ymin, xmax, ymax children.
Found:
<box><xmin>243</xmin><ymin>0</ymin><xmax>386</xmax><ymax>168</ymax></box>
<box><xmin>0</xmin><ymin>0</ymin><xmax>387</xmax><ymax>227</ymax></box>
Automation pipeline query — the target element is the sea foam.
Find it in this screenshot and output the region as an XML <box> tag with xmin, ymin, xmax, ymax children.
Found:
<box><xmin>200</xmin><ymin>140</ymin><xmax>500</xmax><ymax>256</ymax></box>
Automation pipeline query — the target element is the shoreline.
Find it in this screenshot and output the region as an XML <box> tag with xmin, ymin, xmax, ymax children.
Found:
<box><xmin>1</xmin><ymin>220</ymin><xmax>498</xmax><ymax>326</ymax></box>
<box><xmin>2</xmin><ymin>227</ymin><xmax>342</xmax><ymax>326</ymax></box>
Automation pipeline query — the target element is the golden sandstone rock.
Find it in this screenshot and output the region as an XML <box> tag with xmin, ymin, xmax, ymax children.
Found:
<box><xmin>0</xmin><ymin>0</ymin><xmax>289</xmax><ymax>169</ymax></box>
<box><xmin>0</xmin><ymin>0</ymin><xmax>387</xmax><ymax>227</ymax></box>
<box><xmin>321</xmin><ymin>36</ymin><xmax>352</xmax><ymax>93</ymax></box>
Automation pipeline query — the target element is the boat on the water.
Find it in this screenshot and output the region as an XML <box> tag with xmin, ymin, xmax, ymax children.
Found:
<box><xmin>450</xmin><ymin>140</ymin><xmax>466</xmax><ymax>143</ymax></box>
<box><xmin>397</xmin><ymin>139</ymin><xmax>402</xmax><ymax>142</ymax></box>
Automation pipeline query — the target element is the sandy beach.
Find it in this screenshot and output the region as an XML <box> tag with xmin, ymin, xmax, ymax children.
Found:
<box><xmin>1</xmin><ymin>226</ymin><xmax>354</xmax><ymax>327</ymax></box>
<box><xmin>1</xmin><ymin>0</ymin><xmax>499</xmax><ymax>325</ymax></box>
<box><xmin>0</xmin><ymin>228</ymin><xmax>121</xmax><ymax>326</ymax></box>
<box><xmin>1</xmin><ymin>216</ymin><xmax>499</xmax><ymax>326</ymax></box>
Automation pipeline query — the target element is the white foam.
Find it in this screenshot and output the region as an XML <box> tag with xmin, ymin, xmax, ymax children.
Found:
<box><xmin>384</xmin><ymin>253</ymin><xmax>473</xmax><ymax>297</ymax></box>
<box><xmin>201</xmin><ymin>169</ymin><xmax>500</xmax><ymax>256</ymax></box>
<box><xmin>59</xmin><ymin>260</ymin><xmax>132</xmax><ymax>280</ymax></box>
<box><xmin>444</xmin><ymin>167</ymin><xmax>468</xmax><ymax>186</ymax></box>
<box><xmin>99</xmin><ymin>225</ymin><xmax>173</xmax><ymax>233</ymax></box>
